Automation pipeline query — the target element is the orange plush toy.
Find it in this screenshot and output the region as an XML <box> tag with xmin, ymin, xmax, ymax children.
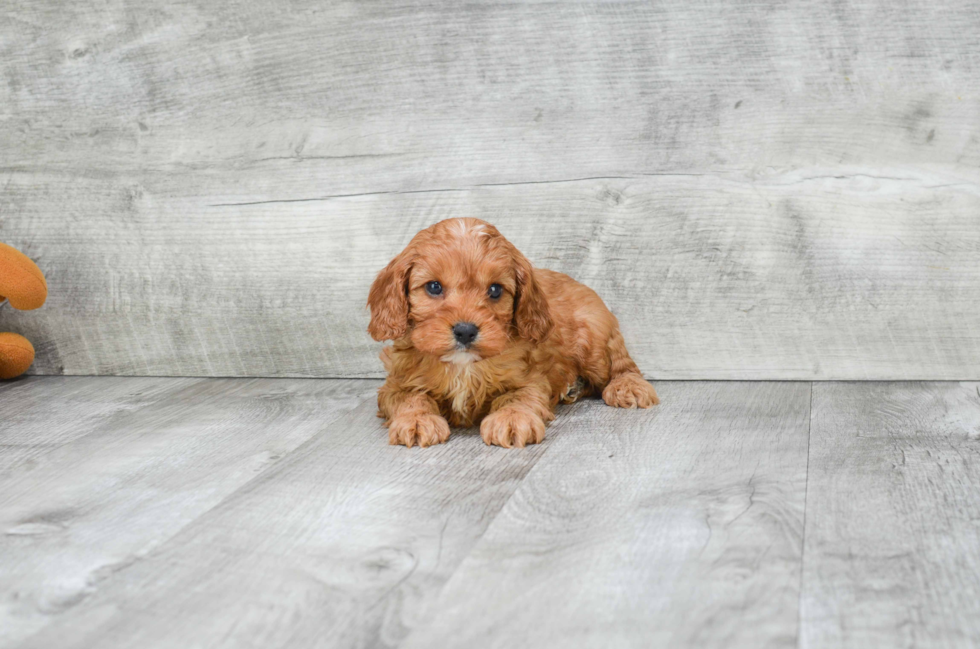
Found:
<box><xmin>0</xmin><ymin>243</ymin><xmax>47</xmax><ymax>379</ymax></box>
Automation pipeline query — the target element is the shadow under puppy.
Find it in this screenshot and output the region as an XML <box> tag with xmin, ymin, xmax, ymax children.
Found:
<box><xmin>368</xmin><ymin>218</ymin><xmax>658</xmax><ymax>448</ymax></box>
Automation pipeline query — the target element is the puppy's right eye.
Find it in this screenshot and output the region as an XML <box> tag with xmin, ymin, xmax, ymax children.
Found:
<box><xmin>425</xmin><ymin>280</ymin><xmax>443</xmax><ymax>296</ymax></box>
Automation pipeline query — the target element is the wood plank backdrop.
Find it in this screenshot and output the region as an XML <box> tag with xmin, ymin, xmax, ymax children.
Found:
<box><xmin>1</xmin><ymin>0</ymin><xmax>979</xmax><ymax>379</ymax></box>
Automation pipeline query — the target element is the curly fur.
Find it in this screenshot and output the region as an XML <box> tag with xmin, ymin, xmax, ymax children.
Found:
<box><xmin>368</xmin><ymin>218</ymin><xmax>658</xmax><ymax>448</ymax></box>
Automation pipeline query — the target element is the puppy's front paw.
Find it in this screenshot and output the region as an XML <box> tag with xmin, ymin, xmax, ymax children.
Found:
<box><xmin>602</xmin><ymin>373</ymin><xmax>660</xmax><ymax>409</ymax></box>
<box><xmin>388</xmin><ymin>412</ymin><xmax>451</xmax><ymax>448</ymax></box>
<box><xmin>480</xmin><ymin>407</ymin><xmax>546</xmax><ymax>448</ymax></box>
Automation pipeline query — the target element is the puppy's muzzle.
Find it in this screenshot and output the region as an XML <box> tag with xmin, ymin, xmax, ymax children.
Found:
<box><xmin>452</xmin><ymin>322</ymin><xmax>479</xmax><ymax>347</ymax></box>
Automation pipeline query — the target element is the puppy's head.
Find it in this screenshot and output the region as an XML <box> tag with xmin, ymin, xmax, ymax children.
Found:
<box><xmin>367</xmin><ymin>218</ymin><xmax>552</xmax><ymax>363</ymax></box>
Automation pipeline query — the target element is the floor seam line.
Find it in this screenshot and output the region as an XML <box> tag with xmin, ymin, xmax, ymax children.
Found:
<box><xmin>797</xmin><ymin>381</ymin><xmax>814</xmax><ymax>649</ymax></box>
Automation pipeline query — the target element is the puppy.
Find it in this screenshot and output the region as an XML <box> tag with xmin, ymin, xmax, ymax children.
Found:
<box><xmin>368</xmin><ymin>218</ymin><xmax>658</xmax><ymax>448</ymax></box>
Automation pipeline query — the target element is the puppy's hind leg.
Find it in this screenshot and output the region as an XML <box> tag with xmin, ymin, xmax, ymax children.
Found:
<box><xmin>601</xmin><ymin>328</ymin><xmax>660</xmax><ymax>408</ymax></box>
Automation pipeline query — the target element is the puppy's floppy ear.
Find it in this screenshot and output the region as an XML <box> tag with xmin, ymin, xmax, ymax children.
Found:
<box><xmin>512</xmin><ymin>249</ymin><xmax>553</xmax><ymax>343</ymax></box>
<box><xmin>367</xmin><ymin>246</ymin><xmax>414</xmax><ymax>341</ymax></box>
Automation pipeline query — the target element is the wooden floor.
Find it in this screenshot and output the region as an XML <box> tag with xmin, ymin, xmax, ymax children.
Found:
<box><xmin>1</xmin><ymin>378</ymin><xmax>978</xmax><ymax>648</ymax></box>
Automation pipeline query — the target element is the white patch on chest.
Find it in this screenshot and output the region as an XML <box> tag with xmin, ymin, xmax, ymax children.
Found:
<box><xmin>446</xmin><ymin>362</ymin><xmax>478</xmax><ymax>417</ymax></box>
<box><xmin>440</xmin><ymin>350</ymin><xmax>481</xmax><ymax>365</ymax></box>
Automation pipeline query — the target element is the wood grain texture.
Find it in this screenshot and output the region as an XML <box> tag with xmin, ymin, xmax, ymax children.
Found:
<box><xmin>0</xmin><ymin>376</ymin><xmax>376</xmax><ymax>646</ymax></box>
<box><xmin>13</xmin><ymin>389</ymin><xmax>580</xmax><ymax>649</ymax></box>
<box><xmin>801</xmin><ymin>382</ymin><xmax>980</xmax><ymax>648</ymax></box>
<box><xmin>6</xmin><ymin>378</ymin><xmax>980</xmax><ymax>648</ymax></box>
<box><xmin>0</xmin><ymin>376</ymin><xmax>196</xmax><ymax>474</ymax></box>
<box><xmin>402</xmin><ymin>381</ymin><xmax>811</xmax><ymax>649</ymax></box>
<box><xmin>2</xmin><ymin>0</ymin><xmax>980</xmax><ymax>379</ymax></box>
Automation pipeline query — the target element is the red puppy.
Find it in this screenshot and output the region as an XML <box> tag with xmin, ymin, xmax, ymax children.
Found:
<box><xmin>368</xmin><ymin>218</ymin><xmax>658</xmax><ymax>448</ymax></box>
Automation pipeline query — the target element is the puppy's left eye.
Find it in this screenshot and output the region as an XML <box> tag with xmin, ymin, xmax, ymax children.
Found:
<box><xmin>487</xmin><ymin>283</ymin><xmax>503</xmax><ymax>300</ymax></box>
<box><xmin>425</xmin><ymin>280</ymin><xmax>443</xmax><ymax>296</ymax></box>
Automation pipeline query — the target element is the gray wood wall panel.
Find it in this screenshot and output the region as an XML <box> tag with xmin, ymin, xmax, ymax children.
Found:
<box><xmin>2</xmin><ymin>0</ymin><xmax>979</xmax><ymax>379</ymax></box>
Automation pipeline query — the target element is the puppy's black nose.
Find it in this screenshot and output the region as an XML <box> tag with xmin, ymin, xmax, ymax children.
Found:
<box><xmin>452</xmin><ymin>322</ymin><xmax>479</xmax><ymax>346</ymax></box>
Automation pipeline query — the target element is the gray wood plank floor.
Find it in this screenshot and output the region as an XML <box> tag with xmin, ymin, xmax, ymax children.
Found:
<box><xmin>2</xmin><ymin>378</ymin><xmax>979</xmax><ymax>648</ymax></box>
<box><xmin>402</xmin><ymin>382</ymin><xmax>811</xmax><ymax>649</ymax></box>
<box><xmin>802</xmin><ymin>382</ymin><xmax>980</xmax><ymax>649</ymax></box>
